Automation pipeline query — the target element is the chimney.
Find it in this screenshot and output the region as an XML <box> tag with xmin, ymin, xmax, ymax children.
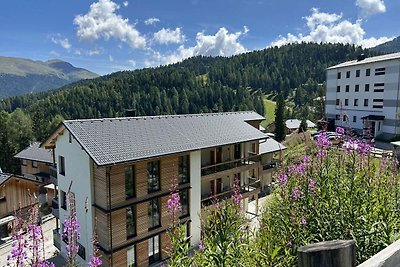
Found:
<box><xmin>357</xmin><ymin>54</ymin><xmax>366</xmax><ymax>61</ymax></box>
<box><xmin>125</xmin><ymin>109</ymin><xmax>136</xmax><ymax>117</ymax></box>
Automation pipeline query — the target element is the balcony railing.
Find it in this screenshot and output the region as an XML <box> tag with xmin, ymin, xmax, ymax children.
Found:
<box><xmin>201</xmin><ymin>178</ymin><xmax>260</xmax><ymax>206</ymax></box>
<box><xmin>201</xmin><ymin>155</ymin><xmax>260</xmax><ymax>176</ymax></box>
<box><xmin>49</xmin><ymin>165</ymin><xmax>57</xmax><ymax>185</ymax></box>
<box><xmin>51</xmin><ymin>197</ymin><xmax>59</xmax><ymax>218</ymax></box>
<box><xmin>262</xmin><ymin>159</ymin><xmax>280</xmax><ymax>171</ymax></box>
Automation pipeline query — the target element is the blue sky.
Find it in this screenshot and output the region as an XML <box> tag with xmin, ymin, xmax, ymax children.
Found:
<box><xmin>0</xmin><ymin>0</ymin><xmax>399</xmax><ymax>74</ymax></box>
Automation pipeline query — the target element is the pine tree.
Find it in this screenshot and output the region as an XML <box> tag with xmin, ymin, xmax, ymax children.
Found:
<box><xmin>274</xmin><ymin>93</ymin><xmax>285</xmax><ymax>142</ymax></box>
<box><xmin>298</xmin><ymin>118</ymin><xmax>308</xmax><ymax>133</ymax></box>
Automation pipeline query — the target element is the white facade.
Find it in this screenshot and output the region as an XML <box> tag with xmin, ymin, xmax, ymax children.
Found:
<box><xmin>55</xmin><ymin>131</ymin><xmax>94</xmax><ymax>265</ymax></box>
<box><xmin>326</xmin><ymin>54</ymin><xmax>400</xmax><ymax>138</ymax></box>
<box><xmin>189</xmin><ymin>150</ymin><xmax>201</xmax><ymax>246</ymax></box>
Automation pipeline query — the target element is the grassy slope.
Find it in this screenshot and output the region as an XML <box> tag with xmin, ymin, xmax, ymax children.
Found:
<box><xmin>261</xmin><ymin>97</ymin><xmax>276</xmax><ymax>128</ymax></box>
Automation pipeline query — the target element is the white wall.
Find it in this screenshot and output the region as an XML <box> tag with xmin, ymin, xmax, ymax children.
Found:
<box><xmin>326</xmin><ymin>59</ymin><xmax>400</xmax><ymax>136</ymax></box>
<box><xmin>190</xmin><ymin>150</ymin><xmax>201</xmax><ymax>246</ymax></box>
<box><xmin>56</xmin><ymin>130</ymin><xmax>94</xmax><ymax>265</ymax></box>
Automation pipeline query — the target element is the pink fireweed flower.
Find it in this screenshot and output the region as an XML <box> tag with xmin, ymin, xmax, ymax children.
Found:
<box><xmin>301</xmin><ymin>217</ymin><xmax>307</xmax><ymax>226</ymax></box>
<box><xmin>336</xmin><ymin>127</ymin><xmax>345</xmax><ymax>135</ymax></box>
<box><xmin>308</xmin><ymin>179</ymin><xmax>317</xmax><ymax>191</ymax></box>
<box><xmin>277</xmin><ymin>173</ymin><xmax>288</xmax><ymax>186</ymax></box>
<box><xmin>357</xmin><ymin>141</ymin><xmax>371</xmax><ymax>156</ymax></box>
<box><xmin>89</xmin><ymin>256</ymin><xmax>103</xmax><ymax>267</ymax></box>
<box><xmin>291</xmin><ymin>186</ymin><xmax>301</xmax><ymax>200</ymax></box>
<box><xmin>316</xmin><ymin>131</ymin><xmax>331</xmax><ymax>158</ymax></box>
<box><xmin>232</xmin><ymin>176</ymin><xmax>242</xmax><ymax>205</ymax></box>
<box><xmin>199</xmin><ymin>240</ymin><xmax>205</xmax><ymax>251</ymax></box>
<box><xmin>167</xmin><ymin>192</ymin><xmax>181</xmax><ymax>213</ymax></box>
<box><xmin>286</xmin><ymin>241</ymin><xmax>293</xmax><ymax>247</ymax></box>
<box><xmin>302</xmin><ymin>155</ymin><xmax>311</xmax><ymax>164</ymax></box>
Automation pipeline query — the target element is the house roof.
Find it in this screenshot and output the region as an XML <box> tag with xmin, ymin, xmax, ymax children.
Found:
<box><xmin>285</xmin><ymin>119</ymin><xmax>316</xmax><ymax>130</ymax></box>
<box><xmin>47</xmin><ymin>111</ymin><xmax>267</xmax><ymax>166</ymax></box>
<box><xmin>14</xmin><ymin>142</ymin><xmax>53</xmax><ymax>164</ymax></box>
<box><xmin>0</xmin><ymin>173</ymin><xmax>13</xmax><ymax>185</ymax></box>
<box><xmin>327</xmin><ymin>52</ymin><xmax>400</xmax><ymax>70</ymax></box>
<box><xmin>259</xmin><ymin>138</ymin><xmax>286</xmax><ymax>154</ymax></box>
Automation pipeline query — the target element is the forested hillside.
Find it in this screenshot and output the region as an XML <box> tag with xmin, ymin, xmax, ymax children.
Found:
<box><xmin>0</xmin><ymin>43</ymin><xmax>377</xmax><ymax>121</ymax></box>
<box><xmin>370</xmin><ymin>36</ymin><xmax>400</xmax><ymax>54</ymax></box>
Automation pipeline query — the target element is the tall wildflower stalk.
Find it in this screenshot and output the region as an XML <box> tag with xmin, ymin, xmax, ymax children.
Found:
<box><xmin>88</xmin><ymin>219</ymin><xmax>102</xmax><ymax>267</ymax></box>
<box><xmin>63</xmin><ymin>189</ymin><xmax>80</xmax><ymax>267</ymax></box>
<box><xmin>166</xmin><ymin>179</ymin><xmax>192</xmax><ymax>267</ymax></box>
<box><xmin>7</xmin><ymin>205</ymin><xmax>27</xmax><ymax>267</ymax></box>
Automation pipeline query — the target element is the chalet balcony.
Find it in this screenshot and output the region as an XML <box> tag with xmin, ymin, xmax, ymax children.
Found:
<box><xmin>201</xmin><ymin>178</ymin><xmax>260</xmax><ymax>206</ymax></box>
<box><xmin>49</xmin><ymin>165</ymin><xmax>57</xmax><ymax>185</ymax></box>
<box><xmin>262</xmin><ymin>159</ymin><xmax>280</xmax><ymax>171</ymax></box>
<box><xmin>51</xmin><ymin>197</ymin><xmax>59</xmax><ymax>218</ymax></box>
<box><xmin>201</xmin><ymin>155</ymin><xmax>260</xmax><ymax>178</ymax></box>
<box><xmin>53</xmin><ymin>229</ymin><xmax>61</xmax><ymax>250</ymax></box>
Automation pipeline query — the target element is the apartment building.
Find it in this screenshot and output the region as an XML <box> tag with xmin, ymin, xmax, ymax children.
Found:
<box><xmin>42</xmin><ymin>111</ymin><xmax>284</xmax><ymax>267</ymax></box>
<box><xmin>326</xmin><ymin>53</ymin><xmax>400</xmax><ymax>138</ymax></box>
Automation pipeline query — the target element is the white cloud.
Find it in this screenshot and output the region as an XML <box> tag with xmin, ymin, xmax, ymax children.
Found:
<box><xmin>51</xmin><ymin>35</ymin><xmax>71</xmax><ymax>50</ymax></box>
<box><xmin>49</xmin><ymin>51</ymin><xmax>60</xmax><ymax>57</ymax></box>
<box><xmin>74</xmin><ymin>0</ymin><xmax>146</xmax><ymax>49</ymax></box>
<box><xmin>153</xmin><ymin>28</ymin><xmax>185</xmax><ymax>44</ymax></box>
<box><xmin>144</xmin><ymin>17</ymin><xmax>160</xmax><ymax>26</ymax></box>
<box><xmin>88</xmin><ymin>48</ymin><xmax>102</xmax><ymax>56</ymax></box>
<box><xmin>160</xmin><ymin>27</ymin><xmax>248</xmax><ymax>65</ymax></box>
<box><xmin>271</xmin><ymin>8</ymin><xmax>394</xmax><ymax>48</ymax></box>
<box><xmin>128</xmin><ymin>59</ymin><xmax>136</xmax><ymax>67</ymax></box>
<box><xmin>123</xmin><ymin>1</ymin><xmax>128</xmax><ymax>7</ymax></box>
<box><xmin>356</xmin><ymin>0</ymin><xmax>386</xmax><ymax>17</ymax></box>
<box><xmin>109</xmin><ymin>55</ymin><xmax>114</xmax><ymax>62</ymax></box>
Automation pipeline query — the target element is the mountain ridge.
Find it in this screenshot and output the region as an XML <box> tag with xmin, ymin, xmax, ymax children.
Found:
<box><xmin>0</xmin><ymin>56</ymin><xmax>98</xmax><ymax>98</ymax></box>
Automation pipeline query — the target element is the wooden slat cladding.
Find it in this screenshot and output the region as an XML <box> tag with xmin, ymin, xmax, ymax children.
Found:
<box><xmin>21</xmin><ymin>160</ymin><xmax>50</xmax><ymax>177</ymax></box>
<box><xmin>93</xmin><ymin>165</ymin><xmax>108</xmax><ymax>209</ymax></box>
<box><xmin>95</xmin><ymin>209</ymin><xmax>110</xmax><ymax>251</ymax></box>
<box><xmin>136</xmin><ymin>202</ymin><xmax>148</xmax><ymax>236</ymax></box>
<box><xmin>160</xmin><ymin>232</ymin><xmax>171</xmax><ymax>260</ymax></box>
<box><xmin>137</xmin><ymin>240</ymin><xmax>149</xmax><ymax>267</ymax></box>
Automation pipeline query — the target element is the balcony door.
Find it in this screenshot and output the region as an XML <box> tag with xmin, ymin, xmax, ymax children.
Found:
<box><xmin>216</xmin><ymin>178</ymin><xmax>222</xmax><ymax>194</ymax></box>
<box><xmin>234</xmin><ymin>144</ymin><xmax>241</xmax><ymax>159</ymax></box>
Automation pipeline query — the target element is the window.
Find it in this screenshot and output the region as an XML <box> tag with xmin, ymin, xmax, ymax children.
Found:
<box><xmin>179</xmin><ymin>155</ymin><xmax>190</xmax><ymax>184</ymax></box>
<box><xmin>375</xmin><ymin>67</ymin><xmax>386</xmax><ymax>76</ymax></box>
<box><xmin>125</xmin><ymin>165</ymin><xmax>135</xmax><ymax>198</ymax></box>
<box><xmin>373</xmin><ymin>99</ymin><xmax>383</xmax><ymax>103</ymax></box>
<box><xmin>343</xmin><ymin>115</ymin><xmax>348</xmax><ymax>122</ymax></box>
<box><xmin>365</xmin><ymin>84</ymin><xmax>370</xmax><ymax>92</ymax></box>
<box><xmin>147</xmin><ymin>161</ymin><xmax>160</xmax><ymax>193</ymax></box>
<box><xmin>374</xmin><ymin>88</ymin><xmax>384</xmax><ymax>93</ymax></box>
<box><xmin>336</xmin><ymin>86</ymin><xmax>340</xmax><ymax>92</ymax></box>
<box><xmin>127</xmin><ymin>245</ymin><xmax>136</xmax><ymax>267</ymax></box>
<box><xmin>355</xmin><ymin>84</ymin><xmax>359</xmax><ymax>92</ymax></box>
<box><xmin>22</xmin><ymin>159</ymin><xmax>27</xmax><ymax>166</ymax></box>
<box><xmin>345</xmin><ymin>85</ymin><xmax>349</xmax><ymax>92</ymax></box>
<box><xmin>336</xmin><ymin>99</ymin><xmax>340</xmax><ymax>106</ymax></box>
<box><xmin>373</xmin><ymin>105</ymin><xmax>383</xmax><ymax>109</ymax></box>
<box><xmin>78</xmin><ymin>242</ymin><xmax>86</xmax><ymax>260</ymax></box>
<box><xmin>148</xmin><ymin>198</ymin><xmax>160</xmax><ymax>229</ymax></box>
<box><xmin>335</xmin><ymin>114</ymin><xmax>341</xmax><ymax>120</ymax></box>
<box><xmin>366</xmin><ymin>68</ymin><xmax>370</xmax><ymax>76</ymax></box>
<box><xmin>354</xmin><ymin>99</ymin><xmax>358</xmax><ymax>106</ymax></box>
<box><xmin>337</xmin><ymin>72</ymin><xmax>341</xmax><ymax>79</ymax></box>
<box><xmin>60</xmin><ymin>190</ymin><xmax>67</xmax><ymax>210</ymax></box>
<box><xmin>148</xmin><ymin>235</ymin><xmax>161</xmax><ymax>264</ymax></box>
<box><xmin>364</xmin><ymin>99</ymin><xmax>369</xmax><ymax>107</ymax></box>
<box><xmin>69</xmin><ymin>133</ymin><xmax>72</xmax><ymax>143</ymax></box>
<box><xmin>59</xmin><ymin>156</ymin><xmax>65</xmax><ymax>175</ymax></box>
<box><xmin>374</xmin><ymin>83</ymin><xmax>384</xmax><ymax>92</ymax></box>
<box><xmin>180</xmin><ymin>190</ymin><xmax>189</xmax><ymax>217</ymax></box>
<box><xmin>345</xmin><ymin>99</ymin><xmax>349</xmax><ymax>106</ymax></box>
<box><xmin>32</xmin><ymin>160</ymin><xmax>38</xmax><ymax>168</ymax></box>
<box><xmin>356</xmin><ymin>69</ymin><xmax>360</xmax><ymax>77</ymax></box>
<box><xmin>346</xmin><ymin>71</ymin><xmax>350</xmax><ymax>78</ymax></box>
<box><xmin>126</xmin><ymin>206</ymin><xmax>136</xmax><ymax>238</ymax></box>
<box><xmin>353</xmin><ymin>116</ymin><xmax>357</xmax><ymax>123</ymax></box>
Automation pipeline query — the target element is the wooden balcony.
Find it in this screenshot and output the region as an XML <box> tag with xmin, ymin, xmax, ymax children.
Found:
<box><xmin>49</xmin><ymin>165</ymin><xmax>57</xmax><ymax>185</ymax></box>
<box><xmin>201</xmin><ymin>156</ymin><xmax>260</xmax><ymax>180</ymax></box>
<box><xmin>262</xmin><ymin>159</ymin><xmax>280</xmax><ymax>172</ymax></box>
<box><xmin>51</xmin><ymin>197</ymin><xmax>59</xmax><ymax>218</ymax></box>
<box><xmin>201</xmin><ymin>178</ymin><xmax>260</xmax><ymax>206</ymax></box>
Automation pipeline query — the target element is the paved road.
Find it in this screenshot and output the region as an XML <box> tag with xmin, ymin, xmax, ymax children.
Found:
<box><xmin>0</xmin><ymin>216</ymin><xmax>59</xmax><ymax>266</ymax></box>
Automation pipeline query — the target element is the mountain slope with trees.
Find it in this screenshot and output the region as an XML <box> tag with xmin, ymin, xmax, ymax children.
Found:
<box><xmin>0</xmin><ymin>43</ymin><xmax>377</xmax><ymax>121</ymax></box>
<box><xmin>0</xmin><ymin>56</ymin><xmax>98</xmax><ymax>98</ymax></box>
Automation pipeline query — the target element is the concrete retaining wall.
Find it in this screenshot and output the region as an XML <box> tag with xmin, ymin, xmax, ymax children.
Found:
<box><xmin>358</xmin><ymin>240</ymin><xmax>400</xmax><ymax>267</ymax></box>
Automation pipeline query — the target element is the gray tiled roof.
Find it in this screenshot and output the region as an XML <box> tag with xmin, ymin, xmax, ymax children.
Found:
<box><xmin>259</xmin><ymin>138</ymin><xmax>287</xmax><ymax>154</ymax></box>
<box><xmin>14</xmin><ymin>142</ymin><xmax>53</xmax><ymax>164</ymax></box>
<box><xmin>327</xmin><ymin>52</ymin><xmax>400</xmax><ymax>69</ymax></box>
<box><xmin>0</xmin><ymin>173</ymin><xmax>12</xmax><ymax>185</ymax></box>
<box><xmin>63</xmin><ymin>111</ymin><xmax>267</xmax><ymax>166</ymax></box>
<box><xmin>285</xmin><ymin>119</ymin><xmax>316</xmax><ymax>130</ymax></box>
